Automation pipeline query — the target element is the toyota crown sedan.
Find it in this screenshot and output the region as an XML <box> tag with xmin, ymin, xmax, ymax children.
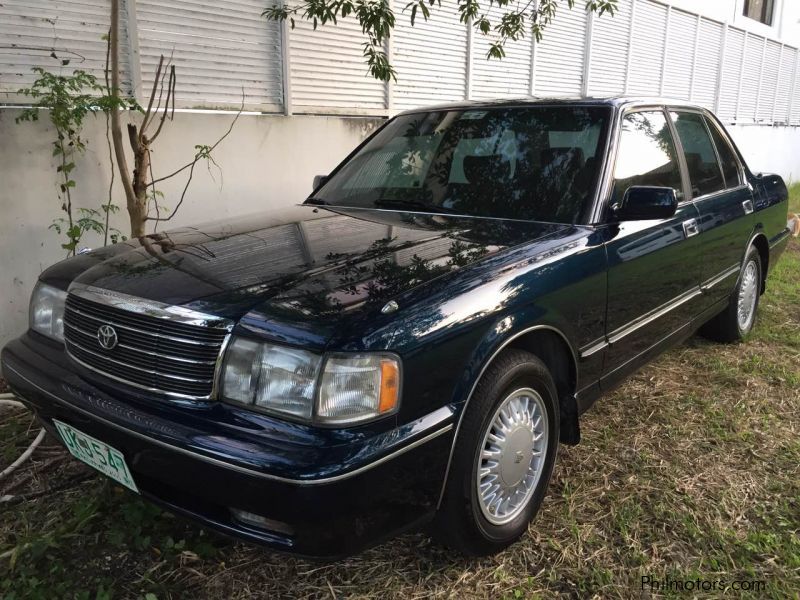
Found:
<box><xmin>2</xmin><ymin>97</ymin><xmax>790</xmax><ymax>558</ymax></box>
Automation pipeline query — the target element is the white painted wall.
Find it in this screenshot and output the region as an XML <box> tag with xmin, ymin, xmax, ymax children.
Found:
<box><xmin>0</xmin><ymin>108</ymin><xmax>798</xmax><ymax>349</ymax></box>
<box><xmin>0</xmin><ymin>108</ymin><xmax>382</xmax><ymax>345</ymax></box>
<box><xmin>728</xmin><ymin>124</ymin><xmax>800</xmax><ymax>181</ymax></box>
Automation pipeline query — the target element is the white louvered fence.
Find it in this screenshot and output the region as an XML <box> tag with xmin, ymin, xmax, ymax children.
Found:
<box><xmin>1</xmin><ymin>0</ymin><xmax>798</xmax><ymax>125</ymax></box>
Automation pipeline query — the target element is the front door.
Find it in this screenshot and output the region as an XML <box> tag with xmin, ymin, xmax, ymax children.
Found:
<box><xmin>601</xmin><ymin>108</ymin><xmax>705</xmax><ymax>387</ymax></box>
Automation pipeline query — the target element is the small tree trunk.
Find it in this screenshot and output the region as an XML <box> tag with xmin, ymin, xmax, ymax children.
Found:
<box><xmin>128</xmin><ymin>187</ymin><xmax>148</xmax><ymax>238</ymax></box>
<box><xmin>109</xmin><ymin>0</ymin><xmax>142</xmax><ymax>238</ymax></box>
<box><xmin>127</xmin><ymin>123</ymin><xmax>150</xmax><ymax>238</ymax></box>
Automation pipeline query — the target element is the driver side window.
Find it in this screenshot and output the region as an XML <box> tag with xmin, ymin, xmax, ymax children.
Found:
<box><xmin>612</xmin><ymin>111</ymin><xmax>684</xmax><ymax>205</ymax></box>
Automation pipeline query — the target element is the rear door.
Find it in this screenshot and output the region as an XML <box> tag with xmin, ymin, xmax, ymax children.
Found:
<box><xmin>668</xmin><ymin>110</ymin><xmax>754</xmax><ymax>309</ymax></box>
<box><xmin>601</xmin><ymin>108</ymin><xmax>704</xmax><ymax>386</ymax></box>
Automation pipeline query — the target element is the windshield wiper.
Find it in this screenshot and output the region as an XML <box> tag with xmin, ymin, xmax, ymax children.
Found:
<box><xmin>305</xmin><ymin>197</ymin><xmax>331</xmax><ymax>206</ymax></box>
<box><xmin>373</xmin><ymin>198</ymin><xmax>458</xmax><ymax>214</ymax></box>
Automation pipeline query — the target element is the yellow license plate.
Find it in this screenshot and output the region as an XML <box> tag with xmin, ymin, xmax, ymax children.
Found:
<box><xmin>53</xmin><ymin>420</ymin><xmax>139</xmax><ymax>493</ymax></box>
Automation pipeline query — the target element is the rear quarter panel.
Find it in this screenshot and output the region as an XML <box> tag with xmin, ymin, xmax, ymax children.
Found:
<box><xmin>709</xmin><ymin>110</ymin><xmax>789</xmax><ymax>267</ymax></box>
<box><xmin>751</xmin><ymin>173</ymin><xmax>790</xmax><ymax>269</ymax></box>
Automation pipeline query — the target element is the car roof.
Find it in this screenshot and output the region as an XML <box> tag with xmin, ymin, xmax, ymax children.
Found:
<box><xmin>395</xmin><ymin>96</ymin><xmax>711</xmax><ymax>115</ymax></box>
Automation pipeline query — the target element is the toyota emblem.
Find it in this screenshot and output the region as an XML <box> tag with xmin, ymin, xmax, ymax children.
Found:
<box><xmin>97</xmin><ymin>324</ymin><xmax>118</xmax><ymax>350</ymax></box>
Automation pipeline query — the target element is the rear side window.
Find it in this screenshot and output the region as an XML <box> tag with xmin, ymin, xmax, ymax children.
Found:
<box><xmin>613</xmin><ymin>110</ymin><xmax>684</xmax><ymax>203</ymax></box>
<box><xmin>669</xmin><ymin>111</ymin><xmax>725</xmax><ymax>198</ymax></box>
<box><xmin>704</xmin><ymin>117</ymin><xmax>742</xmax><ymax>188</ymax></box>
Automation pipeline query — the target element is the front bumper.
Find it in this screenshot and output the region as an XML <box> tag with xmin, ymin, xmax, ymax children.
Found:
<box><xmin>1</xmin><ymin>333</ymin><xmax>455</xmax><ymax>559</ymax></box>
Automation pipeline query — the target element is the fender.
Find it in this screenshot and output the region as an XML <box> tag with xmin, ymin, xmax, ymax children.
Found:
<box><xmin>436</xmin><ymin>320</ymin><xmax>578</xmax><ymax>508</ymax></box>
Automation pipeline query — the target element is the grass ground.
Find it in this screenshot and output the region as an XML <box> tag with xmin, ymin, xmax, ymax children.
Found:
<box><xmin>1</xmin><ymin>188</ymin><xmax>798</xmax><ymax>599</ymax></box>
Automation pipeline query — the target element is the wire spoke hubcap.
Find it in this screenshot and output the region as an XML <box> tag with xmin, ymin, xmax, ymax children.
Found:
<box><xmin>476</xmin><ymin>387</ymin><xmax>548</xmax><ymax>525</ymax></box>
<box><xmin>737</xmin><ymin>260</ymin><xmax>758</xmax><ymax>332</ymax></box>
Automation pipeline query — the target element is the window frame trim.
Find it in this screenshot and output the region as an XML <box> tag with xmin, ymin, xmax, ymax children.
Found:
<box><xmin>743</xmin><ymin>0</ymin><xmax>775</xmax><ymax>27</ymax></box>
<box><xmin>595</xmin><ymin>104</ymin><xmax>691</xmax><ymax>223</ymax></box>
<box><xmin>701</xmin><ymin>110</ymin><xmax>748</xmax><ymax>188</ymax></box>
<box><xmin>667</xmin><ymin>108</ymin><xmax>728</xmax><ymax>201</ymax></box>
<box><xmin>666</xmin><ymin>106</ymin><xmax>750</xmax><ymax>206</ymax></box>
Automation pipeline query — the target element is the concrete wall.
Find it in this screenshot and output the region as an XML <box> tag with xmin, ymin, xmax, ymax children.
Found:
<box><xmin>729</xmin><ymin>124</ymin><xmax>800</xmax><ymax>182</ymax></box>
<box><xmin>0</xmin><ymin>108</ymin><xmax>382</xmax><ymax>345</ymax></box>
<box><xmin>0</xmin><ymin>108</ymin><xmax>798</xmax><ymax>347</ymax></box>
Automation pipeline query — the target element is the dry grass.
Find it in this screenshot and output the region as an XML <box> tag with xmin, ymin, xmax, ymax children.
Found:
<box><xmin>2</xmin><ymin>190</ymin><xmax>799</xmax><ymax>599</ymax></box>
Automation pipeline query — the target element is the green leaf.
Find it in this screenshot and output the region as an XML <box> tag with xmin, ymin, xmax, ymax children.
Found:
<box><xmin>487</xmin><ymin>42</ymin><xmax>506</xmax><ymax>59</ymax></box>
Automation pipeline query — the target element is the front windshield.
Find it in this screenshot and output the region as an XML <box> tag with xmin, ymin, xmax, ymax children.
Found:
<box><xmin>312</xmin><ymin>105</ymin><xmax>611</xmax><ymax>223</ymax></box>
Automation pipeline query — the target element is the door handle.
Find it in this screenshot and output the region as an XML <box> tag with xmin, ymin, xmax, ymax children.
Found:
<box><xmin>742</xmin><ymin>199</ymin><xmax>754</xmax><ymax>214</ymax></box>
<box><xmin>682</xmin><ymin>218</ymin><xmax>699</xmax><ymax>238</ymax></box>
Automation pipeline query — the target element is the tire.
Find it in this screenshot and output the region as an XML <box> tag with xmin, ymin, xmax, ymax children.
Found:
<box><xmin>701</xmin><ymin>245</ymin><xmax>762</xmax><ymax>343</ymax></box>
<box><xmin>432</xmin><ymin>349</ymin><xmax>559</xmax><ymax>556</ymax></box>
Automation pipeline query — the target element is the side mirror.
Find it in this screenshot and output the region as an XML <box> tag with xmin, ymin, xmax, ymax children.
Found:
<box><xmin>613</xmin><ymin>186</ymin><xmax>677</xmax><ymax>221</ymax></box>
<box><xmin>312</xmin><ymin>174</ymin><xmax>329</xmax><ymax>192</ymax></box>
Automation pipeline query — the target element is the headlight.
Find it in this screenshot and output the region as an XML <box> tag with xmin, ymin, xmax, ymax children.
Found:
<box><xmin>220</xmin><ymin>337</ymin><xmax>401</xmax><ymax>426</ymax></box>
<box><xmin>317</xmin><ymin>353</ymin><xmax>400</xmax><ymax>425</ymax></box>
<box><xmin>29</xmin><ymin>281</ymin><xmax>67</xmax><ymax>342</ymax></box>
<box><xmin>221</xmin><ymin>338</ymin><xmax>321</xmax><ymax>420</ymax></box>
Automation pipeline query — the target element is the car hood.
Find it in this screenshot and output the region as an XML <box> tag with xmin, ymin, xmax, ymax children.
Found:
<box><xmin>70</xmin><ymin>205</ymin><xmax>568</xmax><ymax>343</ymax></box>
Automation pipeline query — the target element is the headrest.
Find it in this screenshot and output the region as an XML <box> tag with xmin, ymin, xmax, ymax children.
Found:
<box><xmin>541</xmin><ymin>147</ymin><xmax>585</xmax><ymax>168</ymax></box>
<box><xmin>463</xmin><ymin>154</ymin><xmax>511</xmax><ymax>183</ymax></box>
<box><xmin>684</xmin><ymin>153</ymin><xmax>703</xmax><ymax>170</ymax></box>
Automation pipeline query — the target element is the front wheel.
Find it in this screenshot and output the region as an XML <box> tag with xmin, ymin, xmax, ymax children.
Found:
<box><xmin>701</xmin><ymin>245</ymin><xmax>762</xmax><ymax>343</ymax></box>
<box><xmin>432</xmin><ymin>349</ymin><xmax>559</xmax><ymax>556</ymax></box>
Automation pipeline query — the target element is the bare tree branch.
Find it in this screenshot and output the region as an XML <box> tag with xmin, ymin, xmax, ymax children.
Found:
<box><xmin>140</xmin><ymin>54</ymin><xmax>164</xmax><ymax>134</ymax></box>
<box><xmin>103</xmin><ymin>28</ymin><xmax>116</xmax><ymax>246</ymax></box>
<box><xmin>148</xmin><ymin>99</ymin><xmax>243</xmax><ymax>189</ymax></box>
<box><xmin>147</xmin><ymin>94</ymin><xmax>244</xmax><ymax>223</ymax></box>
<box><xmin>150</xmin><ymin>65</ymin><xmax>176</xmax><ymax>143</ymax></box>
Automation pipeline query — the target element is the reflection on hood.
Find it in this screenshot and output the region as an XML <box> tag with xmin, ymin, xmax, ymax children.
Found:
<box><xmin>73</xmin><ymin>206</ymin><xmax>567</xmax><ymax>324</ymax></box>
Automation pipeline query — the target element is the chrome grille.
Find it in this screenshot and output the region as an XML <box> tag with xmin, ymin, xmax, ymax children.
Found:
<box><xmin>63</xmin><ymin>286</ymin><xmax>232</xmax><ymax>399</ymax></box>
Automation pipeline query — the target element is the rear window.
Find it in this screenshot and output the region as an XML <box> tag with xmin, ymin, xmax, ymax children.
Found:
<box><xmin>670</xmin><ymin>111</ymin><xmax>726</xmax><ymax>198</ymax></box>
<box><xmin>313</xmin><ymin>106</ymin><xmax>612</xmax><ymax>224</ymax></box>
<box><xmin>704</xmin><ymin>117</ymin><xmax>742</xmax><ymax>188</ymax></box>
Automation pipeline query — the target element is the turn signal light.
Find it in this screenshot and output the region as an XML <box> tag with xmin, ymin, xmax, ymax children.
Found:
<box><xmin>379</xmin><ymin>358</ymin><xmax>400</xmax><ymax>414</ymax></box>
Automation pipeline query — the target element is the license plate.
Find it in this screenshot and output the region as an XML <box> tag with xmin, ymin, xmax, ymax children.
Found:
<box><xmin>53</xmin><ymin>420</ymin><xmax>139</xmax><ymax>493</ymax></box>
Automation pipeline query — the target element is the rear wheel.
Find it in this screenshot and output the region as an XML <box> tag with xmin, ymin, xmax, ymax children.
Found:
<box><xmin>701</xmin><ymin>245</ymin><xmax>762</xmax><ymax>343</ymax></box>
<box><xmin>433</xmin><ymin>349</ymin><xmax>559</xmax><ymax>556</ymax></box>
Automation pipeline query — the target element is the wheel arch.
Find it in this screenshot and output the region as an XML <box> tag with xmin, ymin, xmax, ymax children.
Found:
<box><xmin>749</xmin><ymin>233</ymin><xmax>769</xmax><ymax>294</ymax></box>
<box><xmin>437</xmin><ymin>323</ymin><xmax>580</xmax><ymax>509</ymax></box>
<box><xmin>505</xmin><ymin>328</ymin><xmax>578</xmax><ymax>433</ymax></box>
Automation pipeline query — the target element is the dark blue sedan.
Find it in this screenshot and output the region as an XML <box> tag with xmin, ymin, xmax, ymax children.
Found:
<box><xmin>1</xmin><ymin>97</ymin><xmax>791</xmax><ymax>558</ymax></box>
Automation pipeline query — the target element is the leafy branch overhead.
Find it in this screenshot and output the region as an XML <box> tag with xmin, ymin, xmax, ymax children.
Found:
<box><xmin>263</xmin><ymin>0</ymin><xmax>617</xmax><ymax>81</ymax></box>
